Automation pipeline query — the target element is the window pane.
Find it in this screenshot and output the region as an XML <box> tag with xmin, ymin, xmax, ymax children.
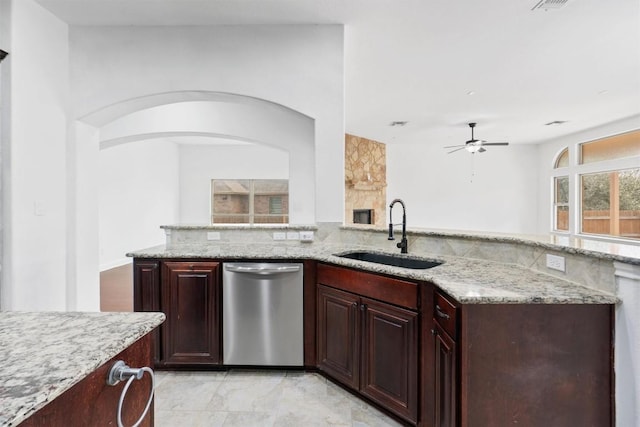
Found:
<box><xmin>554</xmin><ymin>148</ymin><xmax>569</xmax><ymax>168</ymax></box>
<box><xmin>212</xmin><ymin>179</ymin><xmax>250</xmax><ymax>194</ymax></box>
<box><xmin>211</xmin><ymin>179</ymin><xmax>289</xmax><ymax>225</ymax></box>
<box><xmin>580</xmin><ymin>130</ymin><xmax>640</xmax><ymax>164</ymax></box>
<box><xmin>555</xmin><ymin>176</ymin><xmax>569</xmax><ymax>204</ymax></box>
<box><xmin>212</xmin><ymin>215</ymin><xmax>250</xmax><ymax>224</ymax></box>
<box><xmin>582</xmin><ymin>173</ymin><xmax>610</xmax><ymax>211</ymax></box>
<box><xmin>581</xmin><ymin>168</ymin><xmax>640</xmax><ymax>240</ymax></box>
<box><xmin>554</xmin><ymin>176</ymin><xmax>569</xmax><ymax>231</ymax></box>
<box><xmin>212</xmin><ymin>194</ymin><xmax>250</xmax><ymax>215</ymax></box>
<box><xmin>620</xmin><ymin>169</ymin><xmax>640</xmax><ymax>210</ymax></box>
<box><xmin>254</xmin><ymin>179</ymin><xmax>288</xmax><ymax>194</ymax></box>
<box><xmin>254</xmin><ymin>215</ymin><xmax>288</xmax><ymax>224</ymax></box>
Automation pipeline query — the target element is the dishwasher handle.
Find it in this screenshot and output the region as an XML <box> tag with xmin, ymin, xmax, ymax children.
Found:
<box><xmin>225</xmin><ymin>264</ymin><xmax>301</xmax><ymax>275</ymax></box>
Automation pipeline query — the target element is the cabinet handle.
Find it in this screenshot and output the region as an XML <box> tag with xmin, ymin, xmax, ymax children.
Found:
<box><xmin>360</xmin><ymin>304</ymin><xmax>367</xmax><ymax>312</ymax></box>
<box><xmin>431</xmin><ymin>329</ymin><xmax>438</xmax><ymax>336</ymax></box>
<box><xmin>352</xmin><ymin>302</ymin><xmax>358</xmax><ymax>308</ymax></box>
<box><xmin>435</xmin><ymin>305</ymin><xmax>450</xmax><ymax>320</ymax></box>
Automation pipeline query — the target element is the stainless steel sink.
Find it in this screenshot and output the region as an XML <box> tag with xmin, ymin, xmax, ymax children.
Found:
<box><xmin>336</xmin><ymin>251</ymin><xmax>443</xmax><ymax>270</ymax></box>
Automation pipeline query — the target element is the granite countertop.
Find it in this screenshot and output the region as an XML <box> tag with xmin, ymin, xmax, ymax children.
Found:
<box><xmin>128</xmin><ymin>243</ymin><xmax>619</xmax><ymax>305</ymax></box>
<box><xmin>0</xmin><ymin>311</ymin><xmax>165</xmax><ymax>427</ymax></box>
<box><xmin>160</xmin><ymin>224</ymin><xmax>640</xmax><ymax>265</ymax></box>
<box><xmin>341</xmin><ymin>225</ymin><xmax>640</xmax><ymax>265</ymax></box>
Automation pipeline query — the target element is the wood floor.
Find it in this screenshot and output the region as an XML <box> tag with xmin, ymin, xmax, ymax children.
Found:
<box><xmin>100</xmin><ymin>263</ymin><xmax>133</xmax><ymax>312</ymax></box>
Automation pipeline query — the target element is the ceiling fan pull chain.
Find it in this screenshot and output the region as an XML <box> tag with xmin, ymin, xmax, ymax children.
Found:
<box><xmin>470</xmin><ymin>152</ymin><xmax>475</xmax><ymax>183</ymax></box>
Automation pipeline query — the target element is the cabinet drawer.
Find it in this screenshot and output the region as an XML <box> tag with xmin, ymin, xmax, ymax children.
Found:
<box><xmin>318</xmin><ymin>263</ymin><xmax>418</xmax><ymax>310</ymax></box>
<box><xmin>434</xmin><ymin>292</ymin><xmax>457</xmax><ymax>339</ymax></box>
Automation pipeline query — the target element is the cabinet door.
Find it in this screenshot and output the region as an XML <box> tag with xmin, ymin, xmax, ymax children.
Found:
<box><xmin>434</xmin><ymin>323</ymin><xmax>456</xmax><ymax>427</ymax></box>
<box><xmin>133</xmin><ymin>260</ymin><xmax>162</xmax><ymax>364</ymax></box>
<box><xmin>317</xmin><ymin>284</ymin><xmax>360</xmax><ymax>390</ymax></box>
<box><xmin>361</xmin><ymin>297</ymin><xmax>418</xmax><ymax>424</ymax></box>
<box><xmin>162</xmin><ymin>261</ymin><xmax>221</xmax><ymax>365</ymax></box>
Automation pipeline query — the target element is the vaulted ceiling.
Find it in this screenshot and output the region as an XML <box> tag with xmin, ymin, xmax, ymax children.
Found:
<box><xmin>35</xmin><ymin>0</ymin><xmax>640</xmax><ymax>146</ymax></box>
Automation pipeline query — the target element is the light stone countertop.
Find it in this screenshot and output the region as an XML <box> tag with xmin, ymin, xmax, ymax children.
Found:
<box><xmin>127</xmin><ymin>242</ymin><xmax>619</xmax><ymax>305</ymax></box>
<box><xmin>160</xmin><ymin>224</ymin><xmax>640</xmax><ymax>265</ymax></box>
<box><xmin>0</xmin><ymin>311</ymin><xmax>165</xmax><ymax>427</ymax></box>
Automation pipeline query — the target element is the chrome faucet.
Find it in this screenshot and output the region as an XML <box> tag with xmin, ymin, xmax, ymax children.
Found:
<box><xmin>388</xmin><ymin>198</ymin><xmax>408</xmax><ymax>254</ymax></box>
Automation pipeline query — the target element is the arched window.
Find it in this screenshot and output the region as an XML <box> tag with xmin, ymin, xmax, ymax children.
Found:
<box><xmin>551</xmin><ymin>129</ymin><xmax>640</xmax><ymax>241</ymax></box>
<box><xmin>554</xmin><ymin>148</ymin><xmax>569</xmax><ymax>169</ymax></box>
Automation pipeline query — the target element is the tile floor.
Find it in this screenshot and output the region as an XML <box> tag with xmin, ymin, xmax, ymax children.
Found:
<box><xmin>154</xmin><ymin>370</ymin><xmax>404</xmax><ymax>427</ymax></box>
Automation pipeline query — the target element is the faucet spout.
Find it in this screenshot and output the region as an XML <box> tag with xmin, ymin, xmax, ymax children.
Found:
<box><xmin>388</xmin><ymin>198</ymin><xmax>408</xmax><ymax>254</ymax></box>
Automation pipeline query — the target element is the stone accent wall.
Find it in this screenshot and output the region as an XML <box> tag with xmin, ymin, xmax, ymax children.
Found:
<box><xmin>345</xmin><ymin>134</ymin><xmax>387</xmax><ymax>227</ymax></box>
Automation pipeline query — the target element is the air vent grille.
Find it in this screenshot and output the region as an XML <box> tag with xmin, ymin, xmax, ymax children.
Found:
<box><xmin>532</xmin><ymin>0</ymin><xmax>569</xmax><ymax>11</ymax></box>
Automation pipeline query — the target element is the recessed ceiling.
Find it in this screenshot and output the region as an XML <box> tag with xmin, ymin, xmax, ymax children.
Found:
<box><xmin>34</xmin><ymin>0</ymin><xmax>640</xmax><ymax>146</ymax></box>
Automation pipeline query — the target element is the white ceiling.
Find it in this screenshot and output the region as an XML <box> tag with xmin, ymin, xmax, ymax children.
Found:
<box><xmin>34</xmin><ymin>0</ymin><xmax>640</xmax><ymax>147</ymax></box>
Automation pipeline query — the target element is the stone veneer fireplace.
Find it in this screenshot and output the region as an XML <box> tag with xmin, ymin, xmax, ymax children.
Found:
<box><xmin>344</xmin><ymin>134</ymin><xmax>386</xmax><ymax>227</ymax></box>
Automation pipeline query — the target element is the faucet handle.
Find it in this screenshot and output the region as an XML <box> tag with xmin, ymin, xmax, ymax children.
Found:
<box><xmin>397</xmin><ymin>238</ymin><xmax>408</xmax><ymax>253</ymax></box>
<box><xmin>388</xmin><ymin>223</ymin><xmax>395</xmax><ymax>240</ymax></box>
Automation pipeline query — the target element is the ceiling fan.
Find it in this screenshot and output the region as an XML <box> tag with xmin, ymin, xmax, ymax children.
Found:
<box><xmin>445</xmin><ymin>123</ymin><xmax>509</xmax><ymax>154</ymax></box>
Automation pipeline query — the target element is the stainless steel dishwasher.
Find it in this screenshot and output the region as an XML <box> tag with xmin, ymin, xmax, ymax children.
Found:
<box><xmin>222</xmin><ymin>262</ymin><xmax>304</xmax><ymax>366</ymax></box>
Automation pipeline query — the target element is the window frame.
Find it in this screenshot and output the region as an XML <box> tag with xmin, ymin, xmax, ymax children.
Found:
<box><xmin>553</xmin><ymin>175</ymin><xmax>569</xmax><ymax>232</ymax></box>
<box><xmin>550</xmin><ymin>129</ymin><xmax>640</xmax><ymax>243</ymax></box>
<box><xmin>210</xmin><ymin>179</ymin><xmax>289</xmax><ymax>225</ymax></box>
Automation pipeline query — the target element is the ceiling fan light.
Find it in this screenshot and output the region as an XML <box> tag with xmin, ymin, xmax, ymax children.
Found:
<box><xmin>466</xmin><ymin>145</ymin><xmax>480</xmax><ymax>153</ymax></box>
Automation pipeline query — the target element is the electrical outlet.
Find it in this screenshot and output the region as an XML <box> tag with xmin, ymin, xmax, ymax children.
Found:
<box><xmin>546</xmin><ymin>254</ymin><xmax>566</xmax><ymax>272</ymax></box>
<box><xmin>273</xmin><ymin>232</ymin><xmax>286</xmax><ymax>241</ymax></box>
<box><xmin>299</xmin><ymin>231</ymin><xmax>314</xmax><ymax>242</ymax></box>
<box><xmin>207</xmin><ymin>232</ymin><xmax>221</xmax><ymax>240</ymax></box>
<box><xmin>286</xmin><ymin>231</ymin><xmax>300</xmax><ymax>240</ymax></box>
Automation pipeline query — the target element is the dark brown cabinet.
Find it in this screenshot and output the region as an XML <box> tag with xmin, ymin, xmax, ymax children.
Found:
<box><xmin>133</xmin><ymin>259</ymin><xmax>222</xmax><ymax>367</ymax></box>
<box><xmin>433</xmin><ymin>322</ymin><xmax>456</xmax><ymax>427</ymax></box>
<box><xmin>317</xmin><ymin>284</ymin><xmax>360</xmax><ymax>390</ymax></box>
<box><xmin>427</xmin><ymin>290</ymin><xmax>614</xmax><ymax>427</ymax></box>
<box><xmin>161</xmin><ymin>261</ymin><xmax>221</xmax><ymax>366</ymax></box>
<box><xmin>361</xmin><ymin>297</ymin><xmax>418</xmax><ymax>423</ymax></box>
<box><xmin>432</xmin><ymin>291</ymin><xmax>457</xmax><ymax>427</ymax></box>
<box><xmin>21</xmin><ymin>333</ymin><xmax>155</xmax><ymax>427</ymax></box>
<box><xmin>133</xmin><ymin>261</ymin><xmax>161</xmax><ymax>365</ymax></box>
<box><xmin>316</xmin><ymin>264</ymin><xmax>419</xmax><ymax>424</ymax></box>
<box><xmin>131</xmin><ymin>257</ymin><xmax>614</xmax><ymax>427</ymax></box>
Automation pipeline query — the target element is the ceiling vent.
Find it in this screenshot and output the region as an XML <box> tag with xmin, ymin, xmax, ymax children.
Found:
<box><xmin>531</xmin><ymin>0</ymin><xmax>569</xmax><ymax>11</ymax></box>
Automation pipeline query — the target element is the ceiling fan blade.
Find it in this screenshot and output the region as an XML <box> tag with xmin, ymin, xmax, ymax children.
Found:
<box><xmin>443</xmin><ymin>144</ymin><xmax>465</xmax><ymax>148</ymax></box>
<box><xmin>483</xmin><ymin>142</ymin><xmax>509</xmax><ymax>146</ymax></box>
<box><xmin>447</xmin><ymin>146</ymin><xmax>467</xmax><ymax>154</ymax></box>
<box><xmin>477</xmin><ymin>147</ymin><xmax>487</xmax><ymax>153</ymax></box>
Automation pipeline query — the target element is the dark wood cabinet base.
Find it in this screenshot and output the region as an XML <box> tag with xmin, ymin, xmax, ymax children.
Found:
<box><xmin>21</xmin><ymin>333</ymin><xmax>155</xmax><ymax>427</ymax></box>
<box><xmin>133</xmin><ymin>258</ymin><xmax>615</xmax><ymax>427</ymax></box>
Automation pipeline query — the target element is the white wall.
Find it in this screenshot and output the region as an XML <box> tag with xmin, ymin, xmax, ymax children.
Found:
<box><xmin>70</xmin><ymin>25</ymin><xmax>344</xmax><ymax>223</ymax></box>
<box><xmin>65</xmin><ymin>24</ymin><xmax>343</xmax><ymax>309</ymax></box>
<box><xmin>179</xmin><ymin>144</ymin><xmax>288</xmax><ymax>224</ymax></box>
<box><xmin>387</xmin><ymin>142</ymin><xmax>539</xmax><ymax>234</ymax></box>
<box><xmin>99</xmin><ymin>139</ymin><xmax>180</xmax><ymax>269</ymax></box>
<box><xmin>97</xmin><ymin>99</ymin><xmax>314</xmax><ymax>224</ymax></box>
<box><xmin>99</xmin><ymin>140</ymin><xmax>286</xmax><ymax>266</ymax></box>
<box><xmin>1</xmin><ymin>0</ymin><xmax>69</xmax><ymax>310</ymax></box>
<box><xmin>0</xmin><ymin>0</ymin><xmax>9</xmax><ymax>310</ymax></box>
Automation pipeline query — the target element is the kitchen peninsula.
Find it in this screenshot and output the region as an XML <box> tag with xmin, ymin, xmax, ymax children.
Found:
<box><xmin>128</xmin><ymin>224</ymin><xmax>633</xmax><ymax>426</ymax></box>
<box><xmin>0</xmin><ymin>311</ymin><xmax>165</xmax><ymax>427</ymax></box>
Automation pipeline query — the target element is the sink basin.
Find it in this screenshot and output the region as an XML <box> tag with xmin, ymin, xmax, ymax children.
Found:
<box><xmin>336</xmin><ymin>251</ymin><xmax>443</xmax><ymax>270</ymax></box>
